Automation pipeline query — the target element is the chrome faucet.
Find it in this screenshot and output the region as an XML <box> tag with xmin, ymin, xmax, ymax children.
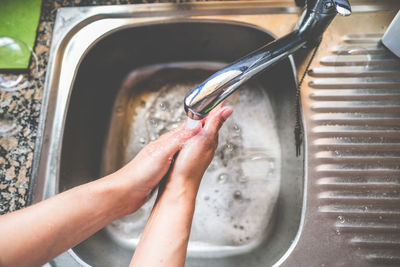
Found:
<box><xmin>184</xmin><ymin>0</ymin><xmax>351</xmax><ymax>120</ymax></box>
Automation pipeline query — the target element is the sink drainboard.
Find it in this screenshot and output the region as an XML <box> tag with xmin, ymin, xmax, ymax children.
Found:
<box><xmin>304</xmin><ymin>34</ymin><xmax>400</xmax><ymax>266</ymax></box>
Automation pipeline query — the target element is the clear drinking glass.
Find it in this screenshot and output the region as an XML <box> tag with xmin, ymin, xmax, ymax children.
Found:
<box><xmin>0</xmin><ymin>36</ymin><xmax>38</xmax><ymax>137</ymax></box>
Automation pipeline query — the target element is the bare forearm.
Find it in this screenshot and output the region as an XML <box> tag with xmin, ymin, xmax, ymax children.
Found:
<box><xmin>131</xmin><ymin>105</ymin><xmax>232</xmax><ymax>267</ymax></box>
<box><xmin>131</xmin><ymin>176</ymin><xmax>199</xmax><ymax>267</ymax></box>
<box><xmin>0</xmin><ymin>117</ymin><xmax>207</xmax><ymax>267</ymax></box>
<box><xmin>0</xmin><ymin>174</ymin><xmax>142</xmax><ymax>267</ymax></box>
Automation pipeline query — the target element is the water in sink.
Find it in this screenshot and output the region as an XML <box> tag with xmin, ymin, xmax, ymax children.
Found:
<box><xmin>102</xmin><ymin>62</ymin><xmax>281</xmax><ymax>257</ymax></box>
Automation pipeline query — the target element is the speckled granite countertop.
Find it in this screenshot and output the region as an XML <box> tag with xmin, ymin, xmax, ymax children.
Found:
<box><xmin>0</xmin><ymin>0</ymin><xmax>207</xmax><ymax>214</ymax></box>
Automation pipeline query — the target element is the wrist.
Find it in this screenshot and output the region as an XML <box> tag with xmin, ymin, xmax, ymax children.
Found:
<box><xmin>158</xmin><ymin>188</ymin><xmax>196</xmax><ymax>219</ymax></box>
<box><xmin>162</xmin><ymin>174</ymin><xmax>201</xmax><ymax>205</ymax></box>
<box><xmin>95</xmin><ymin>172</ymin><xmax>151</xmax><ymax>217</ymax></box>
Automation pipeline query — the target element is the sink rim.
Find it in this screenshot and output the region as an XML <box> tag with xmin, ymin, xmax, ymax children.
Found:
<box><xmin>30</xmin><ymin>2</ymin><xmax>306</xmax><ymax>267</ymax></box>
<box><xmin>29</xmin><ymin>1</ymin><xmax>303</xmax><ymax>206</ymax></box>
<box><xmin>30</xmin><ymin>2</ymin><xmax>400</xmax><ymax>267</ymax></box>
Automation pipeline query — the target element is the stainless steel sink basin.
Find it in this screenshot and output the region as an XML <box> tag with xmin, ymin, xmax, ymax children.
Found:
<box><xmin>30</xmin><ymin>1</ymin><xmax>400</xmax><ymax>267</ymax></box>
<box><xmin>31</xmin><ymin>3</ymin><xmax>303</xmax><ymax>266</ymax></box>
<box><xmin>57</xmin><ymin>20</ymin><xmax>301</xmax><ymax>267</ymax></box>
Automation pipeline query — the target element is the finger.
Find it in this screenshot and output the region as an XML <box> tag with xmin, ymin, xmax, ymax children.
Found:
<box><xmin>203</xmin><ymin>106</ymin><xmax>233</xmax><ymax>137</ymax></box>
<box><xmin>152</xmin><ymin>119</ymin><xmax>202</xmax><ymax>155</ymax></box>
<box><xmin>201</xmin><ymin>101</ymin><xmax>225</xmax><ymax>125</ymax></box>
<box><xmin>160</xmin><ymin>120</ymin><xmax>200</xmax><ymax>139</ymax></box>
<box><xmin>209</xmin><ymin>101</ymin><xmax>225</xmax><ymax>115</ymax></box>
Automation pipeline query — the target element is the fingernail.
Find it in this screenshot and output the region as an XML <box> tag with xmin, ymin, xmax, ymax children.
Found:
<box><xmin>221</xmin><ymin>107</ymin><xmax>233</xmax><ymax>121</ymax></box>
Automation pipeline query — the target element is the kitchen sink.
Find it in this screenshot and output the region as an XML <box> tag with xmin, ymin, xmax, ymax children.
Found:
<box><xmin>30</xmin><ymin>1</ymin><xmax>400</xmax><ymax>267</ymax></box>
<box><xmin>57</xmin><ymin>20</ymin><xmax>301</xmax><ymax>267</ymax></box>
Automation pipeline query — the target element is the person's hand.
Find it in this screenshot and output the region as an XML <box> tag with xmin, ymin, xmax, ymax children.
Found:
<box><xmin>162</xmin><ymin>104</ymin><xmax>233</xmax><ymax>200</ymax></box>
<box><xmin>130</xmin><ymin>104</ymin><xmax>233</xmax><ymax>267</ymax></box>
<box><xmin>108</xmin><ymin>120</ymin><xmax>202</xmax><ymax>211</ymax></box>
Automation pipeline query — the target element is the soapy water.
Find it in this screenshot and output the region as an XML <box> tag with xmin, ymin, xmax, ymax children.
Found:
<box><xmin>185</xmin><ymin>117</ymin><xmax>201</xmax><ymax>130</ymax></box>
<box><xmin>105</xmin><ymin>66</ymin><xmax>281</xmax><ymax>255</ymax></box>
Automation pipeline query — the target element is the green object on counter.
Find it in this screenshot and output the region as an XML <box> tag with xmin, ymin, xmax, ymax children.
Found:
<box><xmin>0</xmin><ymin>0</ymin><xmax>42</xmax><ymax>70</ymax></box>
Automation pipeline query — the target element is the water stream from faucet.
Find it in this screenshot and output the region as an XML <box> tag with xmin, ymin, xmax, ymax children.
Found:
<box><xmin>104</xmin><ymin>64</ymin><xmax>282</xmax><ymax>255</ymax></box>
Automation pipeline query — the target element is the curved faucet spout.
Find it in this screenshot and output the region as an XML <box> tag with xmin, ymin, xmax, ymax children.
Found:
<box><xmin>184</xmin><ymin>0</ymin><xmax>351</xmax><ymax>120</ymax></box>
<box><xmin>184</xmin><ymin>32</ymin><xmax>305</xmax><ymax>120</ymax></box>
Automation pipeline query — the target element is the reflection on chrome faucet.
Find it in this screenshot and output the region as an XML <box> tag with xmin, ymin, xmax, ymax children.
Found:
<box><xmin>184</xmin><ymin>0</ymin><xmax>352</xmax><ymax>120</ymax></box>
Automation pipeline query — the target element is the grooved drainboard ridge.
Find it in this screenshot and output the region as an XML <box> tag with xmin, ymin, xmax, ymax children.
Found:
<box><xmin>309</xmin><ymin>34</ymin><xmax>400</xmax><ymax>265</ymax></box>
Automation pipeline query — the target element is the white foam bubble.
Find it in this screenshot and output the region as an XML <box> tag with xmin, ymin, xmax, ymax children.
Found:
<box><xmin>185</xmin><ymin>118</ymin><xmax>201</xmax><ymax>130</ymax></box>
<box><xmin>104</xmin><ymin>67</ymin><xmax>281</xmax><ymax>256</ymax></box>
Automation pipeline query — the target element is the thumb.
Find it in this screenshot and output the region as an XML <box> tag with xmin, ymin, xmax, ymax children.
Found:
<box><xmin>203</xmin><ymin>106</ymin><xmax>233</xmax><ymax>137</ymax></box>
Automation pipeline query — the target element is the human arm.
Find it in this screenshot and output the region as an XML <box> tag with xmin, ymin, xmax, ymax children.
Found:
<box><xmin>130</xmin><ymin>105</ymin><xmax>233</xmax><ymax>267</ymax></box>
<box><xmin>0</xmin><ymin>123</ymin><xmax>201</xmax><ymax>267</ymax></box>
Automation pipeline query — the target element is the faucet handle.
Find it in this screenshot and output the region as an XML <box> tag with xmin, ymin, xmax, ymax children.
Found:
<box><xmin>331</xmin><ymin>0</ymin><xmax>351</xmax><ymax>16</ymax></box>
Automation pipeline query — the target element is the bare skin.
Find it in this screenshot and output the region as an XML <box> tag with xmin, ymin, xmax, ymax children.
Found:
<box><xmin>131</xmin><ymin>104</ymin><xmax>233</xmax><ymax>267</ymax></box>
<box><xmin>0</xmin><ymin>104</ymin><xmax>232</xmax><ymax>267</ymax></box>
